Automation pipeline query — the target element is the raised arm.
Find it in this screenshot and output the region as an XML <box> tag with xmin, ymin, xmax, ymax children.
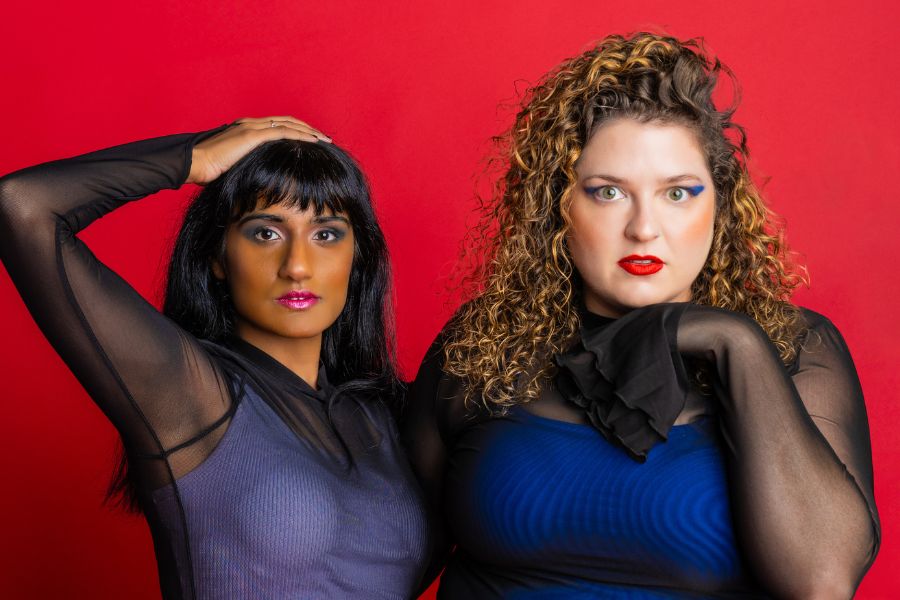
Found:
<box><xmin>0</xmin><ymin>118</ymin><xmax>328</xmax><ymax>482</ymax></box>
<box><xmin>677</xmin><ymin>306</ymin><xmax>879</xmax><ymax>599</ymax></box>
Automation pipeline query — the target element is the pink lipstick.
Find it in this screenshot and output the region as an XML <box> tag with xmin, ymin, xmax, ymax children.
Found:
<box><xmin>618</xmin><ymin>255</ymin><xmax>663</xmax><ymax>276</ymax></box>
<box><xmin>277</xmin><ymin>290</ymin><xmax>320</xmax><ymax>310</ymax></box>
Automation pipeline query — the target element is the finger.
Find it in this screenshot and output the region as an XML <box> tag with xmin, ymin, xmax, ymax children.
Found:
<box><xmin>235</xmin><ymin>116</ymin><xmax>317</xmax><ymax>132</ymax></box>
<box><xmin>237</xmin><ymin>115</ymin><xmax>307</xmax><ymax>125</ymax></box>
<box><xmin>242</xmin><ymin>120</ymin><xmax>316</xmax><ymax>133</ymax></box>
<box><xmin>276</xmin><ymin>118</ymin><xmax>329</xmax><ymax>139</ymax></box>
<box><xmin>257</xmin><ymin>126</ymin><xmax>322</xmax><ymax>144</ymax></box>
<box><xmin>243</xmin><ymin>120</ymin><xmax>331</xmax><ymax>142</ymax></box>
<box><xmin>266</xmin><ymin>116</ymin><xmax>310</xmax><ymax>127</ymax></box>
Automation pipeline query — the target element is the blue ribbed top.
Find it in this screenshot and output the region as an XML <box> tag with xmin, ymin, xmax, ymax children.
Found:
<box><xmin>439</xmin><ymin>407</ymin><xmax>762</xmax><ymax>598</ymax></box>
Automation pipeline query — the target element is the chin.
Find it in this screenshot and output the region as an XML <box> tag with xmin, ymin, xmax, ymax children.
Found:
<box><xmin>585</xmin><ymin>276</ymin><xmax>692</xmax><ymax>315</ymax></box>
<box><xmin>261</xmin><ymin>318</ymin><xmax>332</xmax><ymax>340</ymax></box>
<box><xmin>616</xmin><ymin>290</ymin><xmax>669</xmax><ymax>308</ymax></box>
<box><xmin>281</xmin><ymin>325</ymin><xmax>331</xmax><ymax>339</ymax></box>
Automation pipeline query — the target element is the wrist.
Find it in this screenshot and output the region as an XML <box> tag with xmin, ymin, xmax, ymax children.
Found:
<box><xmin>186</xmin><ymin>147</ymin><xmax>205</xmax><ymax>185</ymax></box>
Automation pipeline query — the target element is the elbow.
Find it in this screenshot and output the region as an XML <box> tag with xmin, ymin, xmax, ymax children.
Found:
<box><xmin>788</xmin><ymin>580</ymin><xmax>856</xmax><ymax>600</ymax></box>
<box><xmin>798</xmin><ymin>499</ymin><xmax>882</xmax><ymax>600</ymax></box>
<box><xmin>0</xmin><ymin>174</ymin><xmax>60</xmax><ymax>268</ymax></box>
<box><xmin>0</xmin><ymin>173</ymin><xmax>55</xmax><ymax>235</ymax></box>
<box><xmin>777</xmin><ymin>560</ymin><xmax>867</xmax><ymax>600</ymax></box>
<box><xmin>0</xmin><ymin>176</ymin><xmax>20</xmax><ymax>240</ymax></box>
<box><xmin>0</xmin><ymin>174</ymin><xmax>34</xmax><ymax>227</ymax></box>
<box><xmin>759</xmin><ymin>537</ymin><xmax>874</xmax><ymax>600</ymax></box>
<box><xmin>0</xmin><ymin>175</ymin><xmax>15</xmax><ymax>220</ymax></box>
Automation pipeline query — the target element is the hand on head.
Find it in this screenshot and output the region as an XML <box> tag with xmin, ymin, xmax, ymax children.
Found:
<box><xmin>187</xmin><ymin>116</ymin><xmax>331</xmax><ymax>185</ymax></box>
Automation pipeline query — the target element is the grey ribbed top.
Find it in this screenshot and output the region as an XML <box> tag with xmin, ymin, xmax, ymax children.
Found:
<box><xmin>0</xmin><ymin>130</ymin><xmax>431</xmax><ymax>599</ymax></box>
<box><xmin>153</xmin><ymin>375</ymin><xmax>430</xmax><ymax>599</ymax></box>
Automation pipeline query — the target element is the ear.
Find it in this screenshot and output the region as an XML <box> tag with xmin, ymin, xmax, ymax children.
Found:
<box><xmin>211</xmin><ymin>257</ymin><xmax>226</xmax><ymax>281</ymax></box>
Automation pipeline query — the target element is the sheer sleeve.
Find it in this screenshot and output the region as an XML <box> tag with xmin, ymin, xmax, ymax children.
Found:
<box><xmin>401</xmin><ymin>328</ymin><xmax>473</xmax><ymax>591</ymax></box>
<box><xmin>0</xmin><ymin>129</ymin><xmax>235</xmax><ymax>487</ymax></box>
<box><xmin>677</xmin><ymin>306</ymin><xmax>879</xmax><ymax>598</ymax></box>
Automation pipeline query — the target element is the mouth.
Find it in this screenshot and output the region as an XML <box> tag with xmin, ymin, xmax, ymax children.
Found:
<box><xmin>617</xmin><ymin>255</ymin><xmax>664</xmax><ymax>276</ymax></box>
<box><xmin>276</xmin><ymin>290</ymin><xmax>321</xmax><ymax>310</ymax></box>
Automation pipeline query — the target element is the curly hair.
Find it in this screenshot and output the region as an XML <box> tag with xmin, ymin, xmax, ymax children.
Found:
<box><xmin>444</xmin><ymin>32</ymin><xmax>808</xmax><ymax>410</ymax></box>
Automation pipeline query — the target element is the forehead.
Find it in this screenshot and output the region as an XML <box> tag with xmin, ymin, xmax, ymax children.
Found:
<box><xmin>576</xmin><ymin>119</ymin><xmax>709</xmax><ymax>179</ymax></box>
<box><xmin>237</xmin><ymin>196</ymin><xmax>349</xmax><ymax>220</ymax></box>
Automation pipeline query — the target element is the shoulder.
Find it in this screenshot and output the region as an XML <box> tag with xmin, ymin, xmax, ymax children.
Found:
<box><xmin>798</xmin><ymin>306</ymin><xmax>835</xmax><ymax>331</ymax></box>
<box><xmin>410</xmin><ymin>303</ymin><xmax>471</xmax><ymax>384</ymax></box>
<box><xmin>790</xmin><ymin>307</ymin><xmax>858</xmax><ymax>375</ymax></box>
<box><xmin>786</xmin><ymin>308</ymin><xmax>869</xmax><ymax>426</ymax></box>
<box><xmin>410</xmin><ymin>316</ymin><xmax>462</xmax><ymax>401</ymax></box>
<box><xmin>797</xmin><ymin>307</ymin><xmax>851</xmax><ymax>351</ymax></box>
<box><xmin>406</xmin><ymin>310</ymin><xmax>485</xmax><ymax>433</ymax></box>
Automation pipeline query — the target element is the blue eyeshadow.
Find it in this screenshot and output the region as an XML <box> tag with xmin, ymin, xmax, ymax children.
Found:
<box><xmin>686</xmin><ymin>185</ymin><xmax>705</xmax><ymax>196</ymax></box>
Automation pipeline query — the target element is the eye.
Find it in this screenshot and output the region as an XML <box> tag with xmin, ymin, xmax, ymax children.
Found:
<box><xmin>666</xmin><ymin>185</ymin><xmax>705</xmax><ymax>202</ymax></box>
<box><xmin>586</xmin><ymin>185</ymin><xmax>625</xmax><ymax>202</ymax></box>
<box><xmin>666</xmin><ymin>187</ymin><xmax>688</xmax><ymax>202</ymax></box>
<box><xmin>313</xmin><ymin>228</ymin><xmax>345</xmax><ymax>243</ymax></box>
<box><xmin>252</xmin><ymin>227</ymin><xmax>282</xmax><ymax>242</ymax></box>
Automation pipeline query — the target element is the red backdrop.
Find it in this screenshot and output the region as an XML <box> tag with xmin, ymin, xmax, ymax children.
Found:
<box><xmin>1</xmin><ymin>1</ymin><xmax>897</xmax><ymax>597</ymax></box>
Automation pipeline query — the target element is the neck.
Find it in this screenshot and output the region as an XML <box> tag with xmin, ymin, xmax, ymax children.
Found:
<box><xmin>583</xmin><ymin>295</ymin><xmax>625</xmax><ymax>319</ymax></box>
<box><xmin>234</xmin><ymin>322</ymin><xmax>323</xmax><ymax>388</ymax></box>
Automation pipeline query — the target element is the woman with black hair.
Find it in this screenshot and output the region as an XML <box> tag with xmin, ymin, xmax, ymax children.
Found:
<box><xmin>0</xmin><ymin>118</ymin><xmax>430</xmax><ymax>599</ymax></box>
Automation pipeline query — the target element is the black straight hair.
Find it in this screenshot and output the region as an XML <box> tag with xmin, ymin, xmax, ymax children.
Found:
<box><xmin>108</xmin><ymin>139</ymin><xmax>403</xmax><ymax>511</ymax></box>
<box><xmin>163</xmin><ymin>139</ymin><xmax>402</xmax><ymax>397</ymax></box>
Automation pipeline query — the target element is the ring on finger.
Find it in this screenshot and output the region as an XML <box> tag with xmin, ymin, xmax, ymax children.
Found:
<box><xmin>270</xmin><ymin>120</ymin><xmax>276</xmax><ymax>128</ymax></box>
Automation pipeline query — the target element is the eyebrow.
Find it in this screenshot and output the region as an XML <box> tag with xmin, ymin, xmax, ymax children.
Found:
<box><xmin>583</xmin><ymin>174</ymin><xmax>704</xmax><ymax>184</ymax></box>
<box><xmin>312</xmin><ymin>215</ymin><xmax>350</xmax><ymax>225</ymax></box>
<box><xmin>237</xmin><ymin>212</ymin><xmax>350</xmax><ymax>226</ymax></box>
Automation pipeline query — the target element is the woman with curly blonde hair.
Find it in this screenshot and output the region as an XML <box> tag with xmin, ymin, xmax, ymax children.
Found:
<box><xmin>403</xmin><ymin>33</ymin><xmax>879</xmax><ymax>598</ymax></box>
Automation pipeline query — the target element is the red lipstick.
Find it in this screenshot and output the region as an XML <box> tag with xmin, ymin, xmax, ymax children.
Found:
<box><xmin>618</xmin><ymin>255</ymin><xmax>663</xmax><ymax>276</ymax></box>
<box><xmin>277</xmin><ymin>290</ymin><xmax>320</xmax><ymax>310</ymax></box>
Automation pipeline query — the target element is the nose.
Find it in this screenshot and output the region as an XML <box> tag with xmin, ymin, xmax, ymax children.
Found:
<box><xmin>278</xmin><ymin>238</ymin><xmax>313</xmax><ymax>281</ymax></box>
<box><xmin>624</xmin><ymin>197</ymin><xmax>661</xmax><ymax>243</ymax></box>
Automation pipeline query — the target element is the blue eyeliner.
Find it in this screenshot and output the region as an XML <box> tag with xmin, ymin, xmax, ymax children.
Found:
<box><xmin>685</xmin><ymin>185</ymin><xmax>705</xmax><ymax>196</ymax></box>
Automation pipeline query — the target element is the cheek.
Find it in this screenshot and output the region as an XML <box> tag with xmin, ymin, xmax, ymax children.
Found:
<box><xmin>568</xmin><ymin>201</ymin><xmax>613</xmax><ymax>264</ymax></box>
<box><xmin>321</xmin><ymin>245</ymin><xmax>355</xmax><ymax>293</ymax></box>
<box><xmin>226</xmin><ymin>246</ymin><xmax>272</xmax><ymax>289</ymax></box>
<box><xmin>570</xmin><ymin>230</ymin><xmax>608</xmax><ymax>270</ymax></box>
<box><xmin>675</xmin><ymin>203</ymin><xmax>716</xmax><ymax>255</ymax></box>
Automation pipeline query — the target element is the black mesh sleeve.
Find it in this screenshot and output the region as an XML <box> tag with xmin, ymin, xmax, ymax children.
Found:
<box><xmin>401</xmin><ymin>327</ymin><xmax>475</xmax><ymax>592</ymax></box>
<box><xmin>0</xmin><ymin>129</ymin><xmax>235</xmax><ymax>489</ymax></box>
<box><xmin>677</xmin><ymin>306</ymin><xmax>879</xmax><ymax>598</ymax></box>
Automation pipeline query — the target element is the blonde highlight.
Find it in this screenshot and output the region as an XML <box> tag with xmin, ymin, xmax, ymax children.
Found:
<box><xmin>445</xmin><ymin>33</ymin><xmax>807</xmax><ymax>411</ymax></box>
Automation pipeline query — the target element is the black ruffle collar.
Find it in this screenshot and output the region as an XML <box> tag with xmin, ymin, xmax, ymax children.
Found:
<box><xmin>554</xmin><ymin>304</ymin><xmax>690</xmax><ymax>462</ymax></box>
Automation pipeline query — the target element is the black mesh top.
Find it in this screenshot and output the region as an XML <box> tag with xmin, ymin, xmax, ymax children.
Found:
<box><xmin>402</xmin><ymin>303</ymin><xmax>880</xmax><ymax>598</ymax></box>
<box><xmin>0</xmin><ymin>131</ymin><xmax>431</xmax><ymax>599</ymax></box>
